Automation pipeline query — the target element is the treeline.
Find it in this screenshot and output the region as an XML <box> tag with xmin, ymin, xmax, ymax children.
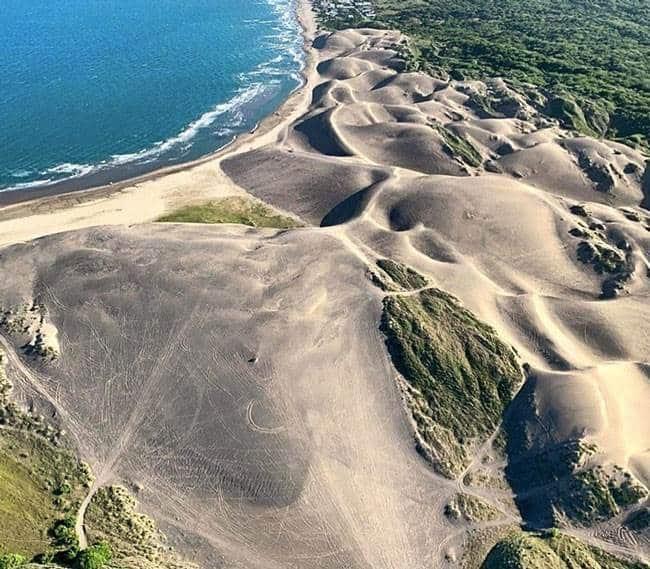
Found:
<box><xmin>318</xmin><ymin>0</ymin><xmax>650</xmax><ymax>149</ymax></box>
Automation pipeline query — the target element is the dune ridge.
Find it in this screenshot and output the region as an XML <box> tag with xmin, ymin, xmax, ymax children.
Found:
<box><xmin>222</xmin><ymin>26</ymin><xmax>650</xmax><ymax>561</ymax></box>
<box><xmin>0</xmin><ymin>19</ymin><xmax>648</xmax><ymax>569</ymax></box>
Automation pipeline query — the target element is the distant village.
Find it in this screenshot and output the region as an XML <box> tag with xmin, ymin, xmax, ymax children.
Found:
<box><xmin>315</xmin><ymin>0</ymin><xmax>377</xmax><ymax>21</ymax></box>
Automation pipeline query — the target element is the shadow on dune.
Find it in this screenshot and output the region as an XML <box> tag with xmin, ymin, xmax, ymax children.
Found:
<box><xmin>641</xmin><ymin>162</ymin><xmax>650</xmax><ymax>210</ymax></box>
<box><xmin>294</xmin><ymin>109</ymin><xmax>352</xmax><ymax>157</ymax></box>
<box><xmin>312</xmin><ymin>33</ymin><xmax>330</xmax><ymax>50</ymax></box>
<box><xmin>501</xmin><ymin>374</ymin><xmax>562</xmax><ymax>529</ymax></box>
<box><xmin>320</xmin><ymin>183</ymin><xmax>378</xmax><ymax>227</ymax></box>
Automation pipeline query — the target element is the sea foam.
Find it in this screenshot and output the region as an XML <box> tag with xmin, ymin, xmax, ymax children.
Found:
<box><xmin>1</xmin><ymin>0</ymin><xmax>304</xmax><ymax>193</ymax></box>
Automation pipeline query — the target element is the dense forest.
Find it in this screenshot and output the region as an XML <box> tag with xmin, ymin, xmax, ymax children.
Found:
<box><xmin>316</xmin><ymin>0</ymin><xmax>650</xmax><ymax>150</ymax></box>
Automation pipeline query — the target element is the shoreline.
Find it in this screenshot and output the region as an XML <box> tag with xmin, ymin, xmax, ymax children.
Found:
<box><xmin>0</xmin><ymin>0</ymin><xmax>317</xmax><ymax>227</ymax></box>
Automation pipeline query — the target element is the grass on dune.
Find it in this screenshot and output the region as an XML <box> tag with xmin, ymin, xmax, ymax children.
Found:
<box><xmin>376</xmin><ymin>259</ymin><xmax>428</xmax><ymax>291</ymax></box>
<box><xmin>435</xmin><ymin>125</ymin><xmax>483</xmax><ymax>168</ymax></box>
<box><xmin>444</xmin><ymin>493</ymin><xmax>502</xmax><ymax>523</ymax></box>
<box><xmin>380</xmin><ymin>288</ymin><xmax>522</xmax><ymax>477</ymax></box>
<box><xmin>482</xmin><ymin>530</ymin><xmax>648</xmax><ymax>569</ymax></box>
<box><xmin>0</xmin><ymin>429</ymin><xmax>90</xmax><ymax>560</ymax></box>
<box><xmin>157</xmin><ymin>196</ymin><xmax>301</xmax><ymax>229</ymax></box>
<box><xmin>0</xmin><ymin>352</ymin><xmax>90</xmax><ymax>560</ymax></box>
<box><xmin>0</xmin><ymin>445</ymin><xmax>56</xmax><ymax>557</ymax></box>
<box><xmin>0</xmin><ymin>352</ymin><xmax>94</xmax><ymax>565</ymax></box>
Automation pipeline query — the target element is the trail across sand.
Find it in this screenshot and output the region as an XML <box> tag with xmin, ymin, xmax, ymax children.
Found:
<box><xmin>0</xmin><ymin>9</ymin><xmax>649</xmax><ymax>568</ymax></box>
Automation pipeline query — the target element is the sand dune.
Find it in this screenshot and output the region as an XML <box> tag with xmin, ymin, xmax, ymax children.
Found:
<box><xmin>0</xmin><ymin>22</ymin><xmax>649</xmax><ymax>568</ymax></box>
<box><xmin>0</xmin><ymin>225</ymin><xmax>453</xmax><ymax>568</ymax></box>
<box><xmin>223</xmin><ymin>27</ymin><xmax>650</xmax><ymax>561</ymax></box>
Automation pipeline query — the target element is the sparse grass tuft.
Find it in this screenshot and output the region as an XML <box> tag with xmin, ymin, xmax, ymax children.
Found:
<box><xmin>380</xmin><ymin>289</ymin><xmax>522</xmax><ymax>477</ymax></box>
<box><xmin>157</xmin><ymin>196</ymin><xmax>301</xmax><ymax>229</ymax></box>
<box><xmin>376</xmin><ymin>259</ymin><xmax>427</xmax><ymax>290</ymax></box>
<box><xmin>445</xmin><ymin>493</ymin><xmax>502</xmax><ymax>523</ymax></box>
<box><xmin>85</xmin><ymin>486</ymin><xmax>196</xmax><ymax>569</ymax></box>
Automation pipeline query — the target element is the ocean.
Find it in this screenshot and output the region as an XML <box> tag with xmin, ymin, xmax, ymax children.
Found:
<box><xmin>0</xmin><ymin>0</ymin><xmax>303</xmax><ymax>193</ymax></box>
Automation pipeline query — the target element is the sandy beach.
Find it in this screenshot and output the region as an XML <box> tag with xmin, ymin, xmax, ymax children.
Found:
<box><xmin>0</xmin><ymin>1</ymin><xmax>649</xmax><ymax>567</ymax></box>
<box><xmin>0</xmin><ymin>0</ymin><xmax>317</xmax><ymax>247</ymax></box>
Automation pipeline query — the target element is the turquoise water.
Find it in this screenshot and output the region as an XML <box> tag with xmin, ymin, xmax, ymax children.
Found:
<box><xmin>0</xmin><ymin>0</ymin><xmax>303</xmax><ymax>192</ymax></box>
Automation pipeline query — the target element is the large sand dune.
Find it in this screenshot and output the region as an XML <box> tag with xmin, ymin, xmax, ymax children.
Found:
<box><xmin>224</xmin><ymin>27</ymin><xmax>650</xmax><ymax>561</ymax></box>
<box><xmin>0</xmin><ymin>24</ymin><xmax>649</xmax><ymax>568</ymax></box>
<box><xmin>0</xmin><ymin>225</ymin><xmax>459</xmax><ymax>568</ymax></box>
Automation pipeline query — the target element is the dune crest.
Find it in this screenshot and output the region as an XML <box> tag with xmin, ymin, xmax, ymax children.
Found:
<box><xmin>0</xmin><ymin>24</ymin><xmax>648</xmax><ymax>569</ymax></box>
<box><xmin>223</xmin><ymin>27</ymin><xmax>650</xmax><ymax>562</ymax></box>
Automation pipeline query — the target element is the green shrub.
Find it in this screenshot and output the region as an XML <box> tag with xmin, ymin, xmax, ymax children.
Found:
<box><xmin>74</xmin><ymin>543</ymin><xmax>112</xmax><ymax>569</ymax></box>
<box><xmin>49</xmin><ymin>516</ymin><xmax>79</xmax><ymax>549</ymax></box>
<box><xmin>380</xmin><ymin>289</ymin><xmax>522</xmax><ymax>476</ymax></box>
<box><xmin>0</xmin><ymin>554</ymin><xmax>26</xmax><ymax>569</ymax></box>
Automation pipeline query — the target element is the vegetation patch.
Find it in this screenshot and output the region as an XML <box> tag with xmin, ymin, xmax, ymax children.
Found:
<box><xmin>444</xmin><ymin>493</ymin><xmax>502</xmax><ymax>523</ymax></box>
<box><xmin>157</xmin><ymin>196</ymin><xmax>301</xmax><ymax>229</ymax></box>
<box><xmin>569</xmin><ymin>230</ymin><xmax>634</xmax><ymax>299</ymax></box>
<box><xmin>434</xmin><ymin>125</ymin><xmax>483</xmax><ymax>168</ymax></box>
<box><xmin>481</xmin><ymin>529</ymin><xmax>648</xmax><ymax>568</ymax></box>
<box><xmin>566</xmin><ymin>205</ymin><xmax>639</xmax><ymax>299</ymax></box>
<box><xmin>380</xmin><ymin>289</ymin><xmax>522</xmax><ymax>477</ymax></box>
<box><xmin>376</xmin><ymin>259</ymin><xmax>427</xmax><ymax>290</ymax></box>
<box><xmin>570</xmin><ymin>466</ymin><xmax>647</xmax><ymax>523</ymax></box>
<box><xmin>0</xmin><ymin>351</ymin><xmax>91</xmax><ymax>560</ymax></box>
<box><xmin>73</xmin><ymin>543</ymin><xmax>112</xmax><ymax>569</ymax></box>
<box><xmin>576</xmin><ymin>241</ymin><xmax>626</xmax><ymax>275</ymax></box>
<box><xmin>459</xmin><ymin>525</ymin><xmax>519</xmax><ymax>569</ymax></box>
<box><xmin>85</xmin><ymin>486</ymin><xmax>196</xmax><ymax>569</ymax></box>
<box><xmin>1</xmin><ymin>303</ymin><xmax>59</xmax><ymax>362</ymax></box>
<box><xmin>316</xmin><ymin>0</ymin><xmax>650</xmax><ymax>150</ymax></box>
<box><xmin>0</xmin><ymin>442</ymin><xmax>60</xmax><ymax>558</ymax></box>
<box><xmin>545</xmin><ymin>93</ymin><xmax>610</xmax><ymax>139</ymax></box>
<box><xmin>369</xmin><ymin>270</ymin><xmax>398</xmax><ymax>293</ymax></box>
<box><xmin>463</xmin><ymin>468</ymin><xmax>510</xmax><ymax>492</ymax></box>
<box><xmin>0</xmin><ymin>353</ymin><xmax>188</xmax><ymax>569</ymax></box>
<box><xmin>506</xmin><ymin>439</ymin><xmax>647</xmax><ymax>527</ymax></box>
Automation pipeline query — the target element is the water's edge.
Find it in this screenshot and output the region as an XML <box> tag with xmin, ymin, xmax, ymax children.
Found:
<box><xmin>0</xmin><ymin>0</ymin><xmax>307</xmax><ymax>202</ymax></box>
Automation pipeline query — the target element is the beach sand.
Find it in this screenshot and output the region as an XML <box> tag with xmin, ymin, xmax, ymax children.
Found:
<box><xmin>0</xmin><ymin>2</ymin><xmax>649</xmax><ymax>566</ymax></box>
<box><xmin>0</xmin><ymin>0</ymin><xmax>317</xmax><ymax>247</ymax></box>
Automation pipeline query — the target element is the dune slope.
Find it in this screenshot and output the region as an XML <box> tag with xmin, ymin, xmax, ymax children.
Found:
<box><xmin>0</xmin><ymin>26</ymin><xmax>649</xmax><ymax>569</ymax></box>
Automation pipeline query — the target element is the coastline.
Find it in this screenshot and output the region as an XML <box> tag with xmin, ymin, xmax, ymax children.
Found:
<box><xmin>1</xmin><ymin>5</ymin><xmax>649</xmax><ymax>566</ymax></box>
<box><xmin>0</xmin><ymin>0</ymin><xmax>317</xmax><ymax>244</ymax></box>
